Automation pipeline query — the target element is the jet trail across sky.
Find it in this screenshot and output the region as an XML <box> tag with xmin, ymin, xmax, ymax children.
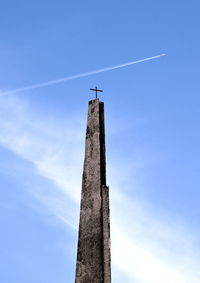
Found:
<box><xmin>3</xmin><ymin>54</ymin><xmax>165</xmax><ymax>95</ymax></box>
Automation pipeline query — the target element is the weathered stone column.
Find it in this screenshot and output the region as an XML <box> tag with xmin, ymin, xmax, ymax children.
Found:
<box><xmin>75</xmin><ymin>99</ymin><xmax>111</xmax><ymax>283</ymax></box>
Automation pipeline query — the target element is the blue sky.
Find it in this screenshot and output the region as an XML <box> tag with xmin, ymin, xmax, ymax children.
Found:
<box><xmin>0</xmin><ymin>1</ymin><xmax>200</xmax><ymax>282</ymax></box>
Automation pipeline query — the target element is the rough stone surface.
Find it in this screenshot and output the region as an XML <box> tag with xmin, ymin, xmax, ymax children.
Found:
<box><xmin>102</xmin><ymin>185</ymin><xmax>111</xmax><ymax>283</ymax></box>
<box><xmin>75</xmin><ymin>99</ymin><xmax>111</xmax><ymax>283</ymax></box>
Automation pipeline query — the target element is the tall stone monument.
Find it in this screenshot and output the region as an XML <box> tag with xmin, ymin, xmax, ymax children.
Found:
<box><xmin>75</xmin><ymin>97</ymin><xmax>111</xmax><ymax>283</ymax></box>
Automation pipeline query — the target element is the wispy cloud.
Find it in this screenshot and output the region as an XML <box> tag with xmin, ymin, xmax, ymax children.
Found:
<box><xmin>0</xmin><ymin>93</ymin><xmax>83</xmax><ymax>228</ymax></box>
<box><xmin>0</xmin><ymin>92</ymin><xmax>199</xmax><ymax>283</ymax></box>
<box><xmin>110</xmin><ymin>192</ymin><xmax>200</xmax><ymax>282</ymax></box>
<box><xmin>0</xmin><ymin>93</ymin><xmax>83</xmax><ymax>200</ymax></box>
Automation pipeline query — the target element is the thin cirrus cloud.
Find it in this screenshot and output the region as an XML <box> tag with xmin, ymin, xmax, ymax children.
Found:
<box><xmin>0</xmin><ymin>92</ymin><xmax>199</xmax><ymax>283</ymax></box>
<box><xmin>111</xmin><ymin>192</ymin><xmax>200</xmax><ymax>282</ymax></box>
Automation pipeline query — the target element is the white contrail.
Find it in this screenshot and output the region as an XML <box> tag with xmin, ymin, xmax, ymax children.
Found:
<box><xmin>2</xmin><ymin>54</ymin><xmax>165</xmax><ymax>95</ymax></box>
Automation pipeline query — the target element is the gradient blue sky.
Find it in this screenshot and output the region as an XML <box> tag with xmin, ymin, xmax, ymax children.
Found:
<box><xmin>0</xmin><ymin>1</ymin><xmax>200</xmax><ymax>282</ymax></box>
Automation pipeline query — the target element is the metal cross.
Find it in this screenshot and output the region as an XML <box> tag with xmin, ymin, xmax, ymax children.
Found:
<box><xmin>90</xmin><ymin>86</ymin><xmax>103</xmax><ymax>99</ymax></box>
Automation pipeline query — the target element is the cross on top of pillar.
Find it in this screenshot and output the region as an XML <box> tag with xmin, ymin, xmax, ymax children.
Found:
<box><xmin>90</xmin><ymin>86</ymin><xmax>103</xmax><ymax>99</ymax></box>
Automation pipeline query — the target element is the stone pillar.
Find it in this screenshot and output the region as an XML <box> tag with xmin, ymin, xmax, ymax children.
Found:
<box><xmin>75</xmin><ymin>99</ymin><xmax>111</xmax><ymax>283</ymax></box>
<box><xmin>102</xmin><ymin>185</ymin><xmax>111</xmax><ymax>283</ymax></box>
